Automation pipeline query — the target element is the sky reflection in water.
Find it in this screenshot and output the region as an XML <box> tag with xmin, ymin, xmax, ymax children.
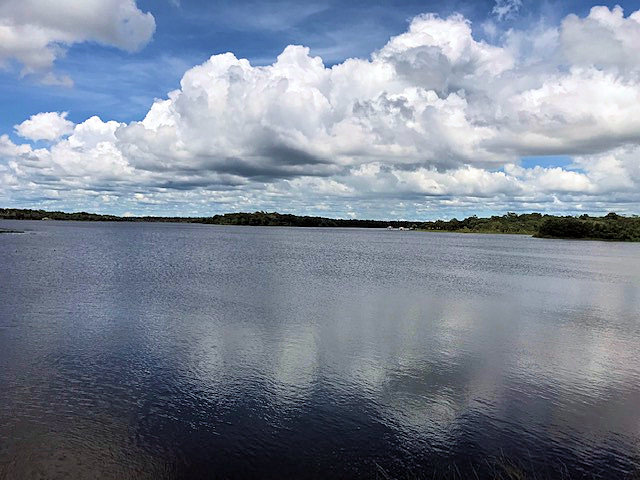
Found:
<box><xmin>1</xmin><ymin>221</ymin><xmax>639</xmax><ymax>479</ymax></box>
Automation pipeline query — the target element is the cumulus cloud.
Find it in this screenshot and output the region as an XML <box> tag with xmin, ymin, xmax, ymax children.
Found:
<box><xmin>560</xmin><ymin>6</ymin><xmax>640</xmax><ymax>72</ymax></box>
<box><xmin>0</xmin><ymin>0</ymin><xmax>155</xmax><ymax>80</ymax></box>
<box><xmin>14</xmin><ymin>112</ymin><xmax>75</xmax><ymax>142</ymax></box>
<box><xmin>2</xmin><ymin>5</ymin><xmax>640</xmax><ymax>218</ymax></box>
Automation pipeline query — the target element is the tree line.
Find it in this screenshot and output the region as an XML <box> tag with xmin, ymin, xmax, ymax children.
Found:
<box><xmin>200</xmin><ymin>212</ymin><xmax>415</xmax><ymax>228</ymax></box>
<box><xmin>420</xmin><ymin>212</ymin><xmax>640</xmax><ymax>241</ymax></box>
<box><xmin>1</xmin><ymin>208</ymin><xmax>639</xmax><ymax>241</ymax></box>
<box><xmin>0</xmin><ymin>209</ymin><xmax>415</xmax><ymax>228</ymax></box>
<box><xmin>0</xmin><ymin>208</ymin><xmax>196</xmax><ymax>223</ymax></box>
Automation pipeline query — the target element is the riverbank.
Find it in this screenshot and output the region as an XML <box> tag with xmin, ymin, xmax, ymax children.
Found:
<box><xmin>0</xmin><ymin>208</ymin><xmax>415</xmax><ymax>229</ymax></box>
<box><xmin>2</xmin><ymin>208</ymin><xmax>639</xmax><ymax>241</ymax></box>
<box><xmin>419</xmin><ymin>228</ymin><xmax>534</xmax><ymax>235</ymax></box>
<box><xmin>420</xmin><ymin>213</ymin><xmax>640</xmax><ymax>241</ymax></box>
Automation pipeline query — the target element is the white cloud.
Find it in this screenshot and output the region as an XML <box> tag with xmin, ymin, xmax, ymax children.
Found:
<box><xmin>14</xmin><ymin>112</ymin><xmax>75</xmax><ymax>141</ymax></box>
<box><xmin>2</xmin><ymin>6</ymin><xmax>640</xmax><ymax>218</ymax></box>
<box><xmin>560</xmin><ymin>5</ymin><xmax>640</xmax><ymax>73</ymax></box>
<box><xmin>0</xmin><ymin>0</ymin><xmax>155</xmax><ymax>79</ymax></box>
<box><xmin>492</xmin><ymin>0</ymin><xmax>522</xmax><ymax>21</ymax></box>
<box><xmin>496</xmin><ymin>68</ymin><xmax>640</xmax><ymax>154</ymax></box>
<box><xmin>41</xmin><ymin>72</ymin><xmax>75</xmax><ymax>88</ymax></box>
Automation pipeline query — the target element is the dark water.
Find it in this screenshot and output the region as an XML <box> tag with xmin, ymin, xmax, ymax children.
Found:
<box><xmin>1</xmin><ymin>221</ymin><xmax>640</xmax><ymax>479</ymax></box>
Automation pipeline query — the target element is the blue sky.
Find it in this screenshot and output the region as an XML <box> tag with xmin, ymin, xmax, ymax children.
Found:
<box><xmin>1</xmin><ymin>0</ymin><xmax>640</xmax><ymax>218</ymax></box>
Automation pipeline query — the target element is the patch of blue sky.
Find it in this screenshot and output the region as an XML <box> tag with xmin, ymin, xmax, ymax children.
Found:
<box><xmin>519</xmin><ymin>155</ymin><xmax>573</xmax><ymax>169</ymax></box>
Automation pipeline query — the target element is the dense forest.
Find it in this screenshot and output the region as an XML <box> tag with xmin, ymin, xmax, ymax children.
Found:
<box><xmin>1</xmin><ymin>208</ymin><xmax>639</xmax><ymax>241</ymax></box>
<box><xmin>420</xmin><ymin>212</ymin><xmax>545</xmax><ymax>235</ymax></box>
<box><xmin>0</xmin><ymin>208</ymin><xmax>415</xmax><ymax>228</ymax></box>
<box><xmin>201</xmin><ymin>212</ymin><xmax>415</xmax><ymax>228</ymax></box>
<box><xmin>421</xmin><ymin>212</ymin><xmax>640</xmax><ymax>241</ymax></box>
<box><xmin>536</xmin><ymin>213</ymin><xmax>640</xmax><ymax>241</ymax></box>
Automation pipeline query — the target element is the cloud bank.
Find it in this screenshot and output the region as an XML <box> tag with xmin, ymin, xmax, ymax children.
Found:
<box><xmin>0</xmin><ymin>0</ymin><xmax>155</xmax><ymax>84</ymax></box>
<box><xmin>1</xmin><ymin>5</ymin><xmax>640</xmax><ymax>218</ymax></box>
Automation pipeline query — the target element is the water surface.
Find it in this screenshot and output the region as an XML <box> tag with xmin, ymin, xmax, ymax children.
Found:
<box><xmin>1</xmin><ymin>221</ymin><xmax>639</xmax><ymax>479</ymax></box>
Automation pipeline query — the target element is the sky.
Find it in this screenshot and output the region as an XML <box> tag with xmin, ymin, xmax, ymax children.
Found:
<box><xmin>1</xmin><ymin>0</ymin><xmax>640</xmax><ymax>219</ymax></box>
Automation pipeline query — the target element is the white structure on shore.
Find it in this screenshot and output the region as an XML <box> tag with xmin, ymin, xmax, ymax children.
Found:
<box><xmin>386</xmin><ymin>226</ymin><xmax>413</xmax><ymax>231</ymax></box>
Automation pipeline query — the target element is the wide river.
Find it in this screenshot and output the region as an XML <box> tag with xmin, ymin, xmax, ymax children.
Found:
<box><xmin>1</xmin><ymin>220</ymin><xmax>640</xmax><ymax>479</ymax></box>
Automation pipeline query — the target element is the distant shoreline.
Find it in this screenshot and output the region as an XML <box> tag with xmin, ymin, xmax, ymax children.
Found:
<box><xmin>1</xmin><ymin>208</ymin><xmax>639</xmax><ymax>241</ymax></box>
<box><xmin>0</xmin><ymin>208</ymin><xmax>416</xmax><ymax>229</ymax></box>
<box><xmin>419</xmin><ymin>229</ymin><xmax>532</xmax><ymax>236</ymax></box>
